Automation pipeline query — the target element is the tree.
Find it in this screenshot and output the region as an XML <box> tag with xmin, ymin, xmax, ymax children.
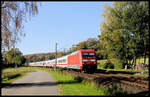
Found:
<box><xmin>76</xmin><ymin>41</ymin><xmax>88</xmax><ymax>50</ymax></box>
<box><xmin>13</xmin><ymin>56</ymin><xmax>26</xmax><ymax>67</ymax></box>
<box><xmin>3</xmin><ymin>48</ymin><xmax>26</xmax><ymax>67</ymax></box>
<box><xmin>86</xmin><ymin>38</ymin><xmax>98</xmax><ymax>49</ymax></box>
<box><xmin>1</xmin><ymin>1</ymin><xmax>40</xmax><ymax>51</ymax></box>
<box><xmin>100</xmin><ymin>1</ymin><xmax>149</xmax><ymax>69</ymax></box>
<box><xmin>62</xmin><ymin>37</ymin><xmax>105</xmax><ymax>59</ymax></box>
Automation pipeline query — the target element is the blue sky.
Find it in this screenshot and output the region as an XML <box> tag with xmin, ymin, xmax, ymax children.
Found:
<box><xmin>17</xmin><ymin>2</ymin><xmax>113</xmax><ymax>55</ymax></box>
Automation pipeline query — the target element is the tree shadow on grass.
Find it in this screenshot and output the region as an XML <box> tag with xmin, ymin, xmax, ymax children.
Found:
<box><xmin>3</xmin><ymin>74</ymin><xmax>21</xmax><ymax>81</ymax></box>
<box><xmin>95</xmin><ymin>69</ymin><xmax>138</xmax><ymax>75</ymax></box>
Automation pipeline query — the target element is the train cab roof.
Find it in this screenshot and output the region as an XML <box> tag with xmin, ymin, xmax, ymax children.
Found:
<box><xmin>79</xmin><ymin>49</ymin><xmax>95</xmax><ymax>52</ymax></box>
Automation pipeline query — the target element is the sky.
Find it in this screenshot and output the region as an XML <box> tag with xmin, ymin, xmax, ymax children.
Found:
<box><xmin>17</xmin><ymin>2</ymin><xmax>113</xmax><ymax>55</ymax></box>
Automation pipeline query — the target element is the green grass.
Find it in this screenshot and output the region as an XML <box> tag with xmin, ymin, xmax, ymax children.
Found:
<box><xmin>133</xmin><ymin>70</ymin><xmax>149</xmax><ymax>77</ymax></box>
<box><xmin>97</xmin><ymin>57</ymin><xmax>149</xmax><ymax>77</ymax></box>
<box><xmin>97</xmin><ymin>66</ymin><xmax>149</xmax><ymax>77</ymax></box>
<box><xmin>2</xmin><ymin>67</ymin><xmax>36</xmax><ymax>73</ymax></box>
<box><xmin>97</xmin><ymin>57</ymin><xmax>149</xmax><ymax>66</ymax></box>
<box><xmin>2</xmin><ymin>67</ymin><xmax>36</xmax><ymax>84</ymax></box>
<box><xmin>38</xmin><ymin>67</ymin><xmax>107</xmax><ymax>95</ymax></box>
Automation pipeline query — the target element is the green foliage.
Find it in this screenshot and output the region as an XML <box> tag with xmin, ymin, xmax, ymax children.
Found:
<box><xmin>100</xmin><ymin>1</ymin><xmax>149</xmax><ymax>68</ymax></box>
<box><xmin>104</xmin><ymin>85</ymin><xmax>128</xmax><ymax>96</ymax></box>
<box><xmin>98</xmin><ymin>63</ymin><xmax>106</xmax><ymax>69</ymax></box>
<box><xmin>114</xmin><ymin>61</ymin><xmax>123</xmax><ymax>69</ymax></box>
<box><xmin>3</xmin><ymin>48</ymin><xmax>26</xmax><ymax>67</ymax></box>
<box><xmin>104</xmin><ymin>62</ymin><xmax>114</xmax><ymax>69</ymax></box>
<box><xmin>71</xmin><ymin>38</ymin><xmax>99</xmax><ymax>51</ymax></box>
<box><xmin>24</xmin><ymin>52</ymin><xmax>64</xmax><ymax>63</ymax></box>
<box><xmin>13</xmin><ymin>56</ymin><xmax>26</xmax><ymax>66</ymax></box>
<box><xmin>64</xmin><ymin>37</ymin><xmax>106</xmax><ymax>60</ymax></box>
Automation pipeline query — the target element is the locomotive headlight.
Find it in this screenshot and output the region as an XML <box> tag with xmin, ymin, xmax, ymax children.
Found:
<box><xmin>90</xmin><ymin>59</ymin><xmax>95</xmax><ymax>61</ymax></box>
<box><xmin>83</xmin><ymin>60</ymin><xmax>88</xmax><ymax>61</ymax></box>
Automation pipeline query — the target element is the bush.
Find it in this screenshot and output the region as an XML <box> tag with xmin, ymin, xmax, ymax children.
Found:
<box><xmin>98</xmin><ymin>63</ymin><xmax>105</xmax><ymax>69</ymax></box>
<box><xmin>104</xmin><ymin>62</ymin><xmax>114</xmax><ymax>69</ymax></box>
<box><xmin>115</xmin><ymin>61</ymin><xmax>123</xmax><ymax>69</ymax></box>
<box><xmin>105</xmin><ymin>85</ymin><xmax>127</xmax><ymax>96</ymax></box>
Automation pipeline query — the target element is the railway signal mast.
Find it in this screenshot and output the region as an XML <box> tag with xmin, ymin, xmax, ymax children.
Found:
<box><xmin>54</xmin><ymin>42</ymin><xmax>57</xmax><ymax>70</ymax></box>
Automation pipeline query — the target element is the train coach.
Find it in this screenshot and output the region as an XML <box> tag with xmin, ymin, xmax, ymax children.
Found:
<box><xmin>28</xmin><ymin>50</ymin><xmax>97</xmax><ymax>73</ymax></box>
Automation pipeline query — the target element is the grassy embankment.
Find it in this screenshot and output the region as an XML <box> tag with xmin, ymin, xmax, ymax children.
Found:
<box><xmin>38</xmin><ymin>67</ymin><xmax>126</xmax><ymax>96</ymax></box>
<box><xmin>2</xmin><ymin>67</ymin><xmax>36</xmax><ymax>84</ymax></box>
<box><xmin>97</xmin><ymin>57</ymin><xmax>149</xmax><ymax>77</ymax></box>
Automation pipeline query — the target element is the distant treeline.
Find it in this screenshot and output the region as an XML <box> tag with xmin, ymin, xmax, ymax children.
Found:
<box><xmin>24</xmin><ymin>37</ymin><xmax>103</xmax><ymax>63</ymax></box>
<box><xmin>24</xmin><ymin>52</ymin><xmax>65</xmax><ymax>63</ymax></box>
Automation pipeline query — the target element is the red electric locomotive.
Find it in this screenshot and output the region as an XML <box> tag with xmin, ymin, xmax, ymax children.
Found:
<box><xmin>57</xmin><ymin>49</ymin><xmax>97</xmax><ymax>73</ymax></box>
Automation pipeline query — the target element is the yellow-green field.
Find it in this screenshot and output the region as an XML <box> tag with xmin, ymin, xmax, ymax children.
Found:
<box><xmin>2</xmin><ymin>67</ymin><xmax>36</xmax><ymax>84</ymax></box>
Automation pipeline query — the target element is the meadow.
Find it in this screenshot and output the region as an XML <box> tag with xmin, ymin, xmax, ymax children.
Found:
<box><xmin>2</xmin><ymin>67</ymin><xmax>36</xmax><ymax>84</ymax></box>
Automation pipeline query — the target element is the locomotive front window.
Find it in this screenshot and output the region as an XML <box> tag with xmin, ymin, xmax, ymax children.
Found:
<box><xmin>89</xmin><ymin>53</ymin><xmax>95</xmax><ymax>57</ymax></box>
<box><xmin>82</xmin><ymin>53</ymin><xmax>88</xmax><ymax>57</ymax></box>
<box><xmin>82</xmin><ymin>52</ymin><xmax>95</xmax><ymax>57</ymax></box>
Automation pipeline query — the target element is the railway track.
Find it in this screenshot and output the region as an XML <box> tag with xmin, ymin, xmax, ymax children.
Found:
<box><xmin>93</xmin><ymin>73</ymin><xmax>149</xmax><ymax>89</ymax></box>
<box><xmin>61</xmin><ymin>69</ymin><xmax>149</xmax><ymax>90</ymax></box>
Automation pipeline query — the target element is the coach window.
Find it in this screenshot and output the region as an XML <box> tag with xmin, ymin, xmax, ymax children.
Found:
<box><xmin>63</xmin><ymin>59</ymin><xmax>66</xmax><ymax>63</ymax></box>
<box><xmin>59</xmin><ymin>60</ymin><xmax>62</xmax><ymax>64</ymax></box>
<box><xmin>58</xmin><ymin>60</ymin><xmax>60</xmax><ymax>64</ymax></box>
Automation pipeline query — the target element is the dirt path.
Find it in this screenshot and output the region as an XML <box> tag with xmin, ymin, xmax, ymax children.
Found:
<box><xmin>2</xmin><ymin>69</ymin><xmax>58</xmax><ymax>95</ymax></box>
